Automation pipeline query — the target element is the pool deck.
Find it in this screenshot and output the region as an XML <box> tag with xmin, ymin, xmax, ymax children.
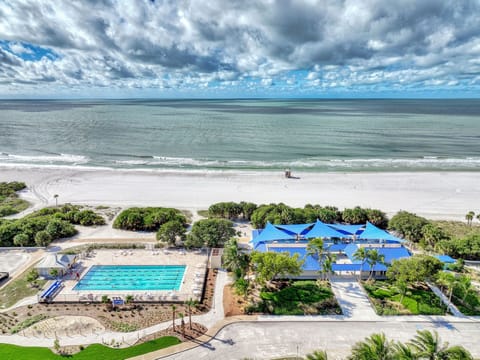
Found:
<box><xmin>51</xmin><ymin>248</ymin><xmax>208</xmax><ymax>303</ymax></box>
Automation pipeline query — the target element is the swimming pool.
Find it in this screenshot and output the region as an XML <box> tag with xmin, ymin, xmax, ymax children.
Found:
<box><xmin>73</xmin><ymin>265</ymin><xmax>186</xmax><ymax>291</ymax></box>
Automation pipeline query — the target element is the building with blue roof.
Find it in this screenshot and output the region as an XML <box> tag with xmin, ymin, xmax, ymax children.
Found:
<box><xmin>250</xmin><ymin>221</ymin><xmax>411</xmax><ymax>279</ymax></box>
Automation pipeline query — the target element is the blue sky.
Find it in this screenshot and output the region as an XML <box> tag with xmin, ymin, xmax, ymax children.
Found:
<box><xmin>0</xmin><ymin>1</ymin><xmax>480</xmax><ymax>98</ymax></box>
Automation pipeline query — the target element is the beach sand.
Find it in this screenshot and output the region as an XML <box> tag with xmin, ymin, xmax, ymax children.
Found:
<box><xmin>0</xmin><ymin>166</ymin><xmax>479</xmax><ymax>221</ymax></box>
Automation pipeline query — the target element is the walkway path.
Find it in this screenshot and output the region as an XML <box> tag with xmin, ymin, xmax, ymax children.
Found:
<box><xmin>427</xmin><ymin>282</ymin><xmax>464</xmax><ymax>317</ymax></box>
<box><xmin>328</xmin><ymin>276</ymin><xmax>379</xmax><ymax>320</ymax></box>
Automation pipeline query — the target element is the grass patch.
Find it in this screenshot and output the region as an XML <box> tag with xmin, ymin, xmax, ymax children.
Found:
<box><xmin>432</xmin><ymin>220</ymin><xmax>480</xmax><ymax>238</ymax></box>
<box><xmin>109</xmin><ymin>321</ymin><xmax>139</xmax><ymax>332</ymax></box>
<box><xmin>10</xmin><ymin>314</ymin><xmax>48</xmax><ymax>334</ymax></box>
<box><xmin>197</xmin><ymin>210</ymin><xmax>209</xmax><ymax>218</ymax></box>
<box><xmin>0</xmin><ymin>336</ymin><xmax>181</xmax><ymax>360</ymax></box>
<box><xmin>0</xmin><ymin>182</ymin><xmax>29</xmax><ymax>217</ymax></box>
<box><xmin>254</xmin><ymin>280</ymin><xmax>341</xmax><ymax>315</ymax></box>
<box><xmin>363</xmin><ymin>281</ymin><xmax>446</xmax><ymax>315</ymax></box>
<box><xmin>0</xmin><ymin>264</ymin><xmax>47</xmax><ymax>309</ymax></box>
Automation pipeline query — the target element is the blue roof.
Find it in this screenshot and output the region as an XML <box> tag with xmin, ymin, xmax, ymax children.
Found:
<box><xmin>329</xmin><ymin>224</ymin><xmax>364</xmax><ymax>236</ymax></box>
<box><xmin>344</xmin><ymin>244</ymin><xmax>411</xmax><ymax>265</ymax></box>
<box><xmin>251</xmin><ymin>222</ymin><xmax>295</xmax><ymax>245</ymax></box>
<box><xmin>276</xmin><ymin>223</ymin><xmax>314</xmax><ymax>235</ymax></box>
<box><xmin>268</xmin><ymin>246</ymin><xmax>319</xmax><ymax>271</ymax></box>
<box><xmin>305</xmin><ymin>220</ymin><xmax>345</xmax><ymax>239</ymax></box>
<box><xmin>358</xmin><ymin>222</ymin><xmax>405</xmax><ymax>242</ymax></box>
<box><xmin>435</xmin><ymin>255</ymin><xmax>456</xmax><ymax>264</ymax></box>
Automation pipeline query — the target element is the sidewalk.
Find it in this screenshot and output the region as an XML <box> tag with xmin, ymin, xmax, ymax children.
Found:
<box><xmin>328</xmin><ymin>276</ymin><xmax>379</xmax><ymax>320</ymax></box>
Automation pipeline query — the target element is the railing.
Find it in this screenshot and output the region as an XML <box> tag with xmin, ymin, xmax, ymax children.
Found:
<box><xmin>49</xmin><ymin>291</ymin><xmax>198</xmax><ymax>303</ymax></box>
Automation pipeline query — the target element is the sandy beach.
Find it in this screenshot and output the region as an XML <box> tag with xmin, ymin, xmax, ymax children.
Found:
<box><xmin>1</xmin><ymin>166</ymin><xmax>479</xmax><ymax>221</ymax></box>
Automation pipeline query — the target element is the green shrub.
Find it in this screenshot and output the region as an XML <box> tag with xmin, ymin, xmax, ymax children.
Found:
<box><xmin>258</xmin><ymin>281</ymin><xmax>340</xmax><ymax>315</ymax></box>
<box><xmin>0</xmin><ymin>182</ymin><xmax>29</xmax><ymax>217</ymax></box>
<box><xmin>0</xmin><ymin>205</ymin><xmax>105</xmax><ymax>247</ymax></box>
<box><xmin>113</xmin><ymin>207</ymin><xmax>186</xmax><ymax>231</ymax></box>
<box><xmin>34</xmin><ymin>230</ymin><xmax>52</xmax><ymax>247</ymax></box>
<box><xmin>389</xmin><ymin>211</ymin><xmax>429</xmax><ymax>243</ymax></box>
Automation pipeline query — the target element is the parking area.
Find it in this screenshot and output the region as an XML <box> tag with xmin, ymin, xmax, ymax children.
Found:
<box><xmin>0</xmin><ymin>250</ymin><xmax>30</xmax><ymax>276</ymax></box>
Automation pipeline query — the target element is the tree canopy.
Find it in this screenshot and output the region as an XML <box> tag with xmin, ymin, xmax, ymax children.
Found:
<box><xmin>156</xmin><ymin>220</ymin><xmax>186</xmax><ymax>246</ymax></box>
<box><xmin>184</xmin><ymin>218</ymin><xmax>236</xmax><ymax>248</ymax></box>
<box><xmin>388</xmin><ymin>211</ymin><xmax>429</xmax><ymax>243</ymax></box>
<box><xmin>387</xmin><ymin>255</ymin><xmax>443</xmax><ymax>286</ymax></box>
<box><xmin>250</xmin><ymin>203</ymin><xmax>387</xmax><ymax>229</ymax></box>
<box><xmin>250</xmin><ymin>251</ymin><xmax>303</xmax><ymax>285</ymax></box>
<box><xmin>207</xmin><ymin>201</ymin><xmax>257</xmax><ymax>220</ymax></box>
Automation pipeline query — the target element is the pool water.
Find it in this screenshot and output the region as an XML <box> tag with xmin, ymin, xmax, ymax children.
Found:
<box><xmin>73</xmin><ymin>265</ymin><xmax>186</xmax><ymax>291</ymax></box>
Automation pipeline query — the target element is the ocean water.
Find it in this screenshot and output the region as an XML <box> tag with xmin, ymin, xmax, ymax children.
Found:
<box><xmin>0</xmin><ymin>99</ymin><xmax>479</xmax><ymax>172</ymax></box>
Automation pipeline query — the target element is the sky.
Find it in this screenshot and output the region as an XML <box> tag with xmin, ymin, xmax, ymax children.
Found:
<box><xmin>1</xmin><ymin>0</ymin><xmax>480</xmax><ymax>99</ymax></box>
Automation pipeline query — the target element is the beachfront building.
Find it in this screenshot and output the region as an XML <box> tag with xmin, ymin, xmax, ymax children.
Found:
<box><xmin>250</xmin><ymin>220</ymin><xmax>411</xmax><ymax>279</ymax></box>
<box><xmin>35</xmin><ymin>253</ymin><xmax>77</xmax><ymax>279</ymax></box>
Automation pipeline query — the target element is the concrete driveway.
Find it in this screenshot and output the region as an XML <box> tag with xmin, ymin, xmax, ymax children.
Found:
<box><xmin>329</xmin><ymin>276</ymin><xmax>379</xmax><ymax>320</ymax></box>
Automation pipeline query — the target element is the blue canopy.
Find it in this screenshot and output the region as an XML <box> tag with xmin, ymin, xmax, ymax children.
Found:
<box><xmin>358</xmin><ymin>222</ymin><xmax>405</xmax><ymax>242</ymax></box>
<box><xmin>251</xmin><ymin>222</ymin><xmax>295</xmax><ymax>245</ymax></box>
<box><xmin>329</xmin><ymin>224</ymin><xmax>364</xmax><ymax>236</ymax></box>
<box><xmin>305</xmin><ymin>220</ymin><xmax>345</xmax><ymax>239</ymax></box>
<box><xmin>276</xmin><ymin>223</ymin><xmax>314</xmax><ymax>235</ymax></box>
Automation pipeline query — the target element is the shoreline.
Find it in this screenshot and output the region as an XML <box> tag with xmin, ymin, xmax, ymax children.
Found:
<box><xmin>0</xmin><ymin>166</ymin><xmax>479</xmax><ymax>221</ymax></box>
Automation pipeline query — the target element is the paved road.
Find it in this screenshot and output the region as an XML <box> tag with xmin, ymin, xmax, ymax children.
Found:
<box><xmin>161</xmin><ymin>320</ymin><xmax>480</xmax><ymax>360</ymax></box>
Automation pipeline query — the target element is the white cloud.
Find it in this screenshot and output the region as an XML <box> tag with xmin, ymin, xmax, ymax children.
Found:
<box><xmin>0</xmin><ymin>0</ymin><xmax>479</xmax><ymax>96</ymax></box>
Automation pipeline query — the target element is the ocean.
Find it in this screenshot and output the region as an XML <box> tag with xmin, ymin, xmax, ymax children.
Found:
<box><xmin>0</xmin><ymin>99</ymin><xmax>479</xmax><ymax>172</ymax></box>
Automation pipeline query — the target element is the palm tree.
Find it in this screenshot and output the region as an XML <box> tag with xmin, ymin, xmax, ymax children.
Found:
<box><xmin>179</xmin><ymin>312</ymin><xmax>185</xmax><ymax>338</ymax></box>
<box><xmin>54</xmin><ymin>194</ymin><xmax>59</xmax><ymax>207</ymax></box>
<box><xmin>307</xmin><ymin>237</ymin><xmax>324</xmax><ymax>278</ymax></box>
<box><xmin>184</xmin><ymin>298</ymin><xmax>198</xmax><ymax>330</ymax></box>
<box><xmin>366</xmin><ymin>249</ymin><xmax>385</xmax><ymax>281</ymax></box>
<box><xmin>353</xmin><ymin>247</ymin><xmax>368</xmax><ymax>281</ymax></box>
<box><xmin>392</xmin><ymin>342</ymin><xmax>419</xmax><ymax>360</ymax></box>
<box><xmin>436</xmin><ymin>272</ymin><xmax>456</xmax><ymax>314</ymax></box>
<box><xmin>305</xmin><ymin>349</ymin><xmax>328</xmax><ymax>360</ymax></box>
<box><xmin>171</xmin><ymin>304</ymin><xmax>177</xmax><ymax>331</ymax></box>
<box><xmin>349</xmin><ymin>333</ymin><xmax>394</xmax><ymax>360</ymax></box>
<box><xmin>408</xmin><ymin>330</ymin><xmax>473</xmax><ymax>360</ymax></box>
<box><xmin>222</xmin><ymin>238</ymin><xmax>249</xmax><ymax>278</ymax></box>
<box><xmin>457</xmin><ymin>276</ymin><xmax>473</xmax><ymax>303</ymax></box>
<box><xmin>465</xmin><ymin>211</ymin><xmax>475</xmax><ymax>226</ymax></box>
<box><xmin>322</xmin><ymin>253</ymin><xmax>336</xmax><ymax>281</ymax></box>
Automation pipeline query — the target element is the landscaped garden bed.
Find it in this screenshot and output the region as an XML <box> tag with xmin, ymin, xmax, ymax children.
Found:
<box><xmin>363</xmin><ymin>280</ymin><xmax>446</xmax><ymax>315</ymax></box>
<box><xmin>248</xmin><ymin>280</ymin><xmax>341</xmax><ymax>316</ymax></box>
